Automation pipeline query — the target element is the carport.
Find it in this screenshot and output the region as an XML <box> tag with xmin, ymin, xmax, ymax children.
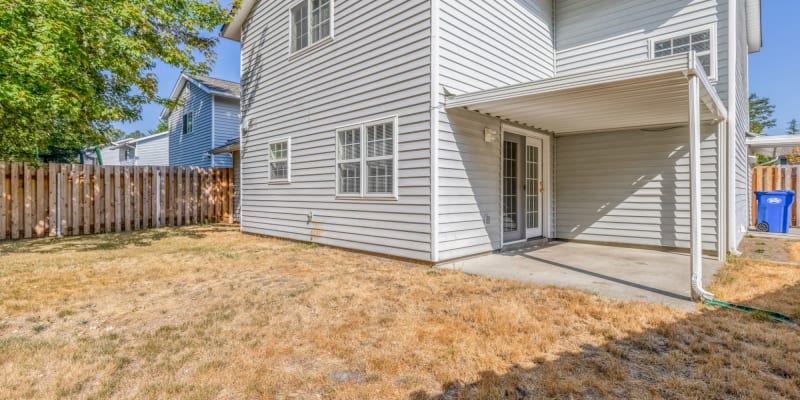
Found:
<box><xmin>445</xmin><ymin>53</ymin><xmax>727</xmax><ymax>300</ymax></box>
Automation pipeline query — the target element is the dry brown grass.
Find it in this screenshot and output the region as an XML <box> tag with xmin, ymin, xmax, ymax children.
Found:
<box><xmin>1</xmin><ymin>226</ymin><xmax>799</xmax><ymax>399</ymax></box>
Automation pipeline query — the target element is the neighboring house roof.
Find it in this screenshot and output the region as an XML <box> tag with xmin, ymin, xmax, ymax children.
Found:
<box><xmin>108</xmin><ymin>131</ymin><xmax>169</xmax><ymax>150</ymax></box>
<box><xmin>160</xmin><ymin>74</ymin><xmax>241</xmax><ymax>119</ymax></box>
<box><xmin>209</xmin><ymin>138</ymin><xmax>241</xmax><ymax>155</ymax></box>
<box><xmin>747</xmin><ymin>134</ymin><xmax>800</xmax><ymax>149</ymax></box>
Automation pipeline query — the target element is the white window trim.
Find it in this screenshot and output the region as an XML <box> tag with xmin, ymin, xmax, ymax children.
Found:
<box><xmin>288</xmin><ymin>0</ymin><xmax>335</xmax><ymax>59</ymax></box>
<box><xmin>267</xmin><ymin>137</ymin><xmax>292</xmax><ymax>184</ymax></box>
<box><xmin>648</xmin><ymin>23</ymin><xmax>718</xmax><ymax>81</ymax></box>
<box><xmin>335</xmin><ymin>116</ymin><xmax>399</xmax><ymax>200</ymax></box>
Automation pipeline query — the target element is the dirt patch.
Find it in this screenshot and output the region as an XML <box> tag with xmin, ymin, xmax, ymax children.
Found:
<box><xmin>738</xmin><ymin>235</ymin><xmax>800</xmax><ymax>264</ymax></box>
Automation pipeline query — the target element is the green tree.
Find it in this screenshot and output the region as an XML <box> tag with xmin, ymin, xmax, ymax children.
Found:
<box><xmin>749</xmin><ymin>93</ymin><xmax>777</xmax><ymax>134</ymax></box>
<box><xmin>0</xmin><ymin>0</ymin><xmax>230</xmax><ymax>161</ymax></box>
<box><xmin>148</xmin><ymin>120</ymin><xmax>169</xmax><ymax>135</ymax></box>
<box><xmin>787</xmin><ymin>119</ymin><xmax>799</xmax><ymax>135</ymax></box>
<box><xmin>125</xmin><ymin>130</ymin><xmax>147</xmax><ymax>140</ymax></box>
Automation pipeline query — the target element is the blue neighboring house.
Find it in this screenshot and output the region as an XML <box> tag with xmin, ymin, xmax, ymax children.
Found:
<box><xmin>161</xmin><ymin>74</ymin><xmax>240</xmax><ymax>167</ymax></box>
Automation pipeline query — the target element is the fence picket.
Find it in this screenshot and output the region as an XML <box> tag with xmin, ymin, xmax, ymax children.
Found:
<box><xmin>0</xmin><ymin>162</ymin><xmax>6</xmax><ymax>240</ymax></box>
<box><xmin>35</xmin><ymin>166</ymin><xmax>45</xmax><ymax>237</ymax></box>
<box><xmin>94</xmin><ymin>166</ymin><xmax>101</xmax><ymax>234</ymax></box>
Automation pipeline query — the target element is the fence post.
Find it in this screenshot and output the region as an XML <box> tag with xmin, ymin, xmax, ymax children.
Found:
<box><xmin>56</xmin><ymin>172</ymin><xmax>62</xmax><ymax>238</ymax></box>
<box><xmin>155</xmin><ymin>170</ymin><xmax>161</xmax><ymax>228</ymax></box>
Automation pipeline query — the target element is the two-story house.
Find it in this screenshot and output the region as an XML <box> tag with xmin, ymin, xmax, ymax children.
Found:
<box><xmin>222</xmin><ymin>0</ymin><xmax>762</xmax><ymax>299</ymax></box>
<box><xmin>161</xmin><ymin>74</ymin><xmax>241</xmax><ymax>167</ymax></box>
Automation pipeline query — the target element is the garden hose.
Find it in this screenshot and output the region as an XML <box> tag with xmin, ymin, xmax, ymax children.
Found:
<box><xmin>704</xmin><ymin>298</ymin><xmax>797</xmax><ymax>326</ymax></box>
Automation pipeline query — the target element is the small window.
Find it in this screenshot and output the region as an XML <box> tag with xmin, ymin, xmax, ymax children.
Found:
<box><xmin>182</xmin><ymin>113</ymin><xmax>193</xmax><ymax>135</ymax></box>
<box><xmin>269</xmin><ymin>139</ymin><xmax>291</xmax><ymax>183</ymax></box>
<box><xmin>124</xmin><ymin>148</ymin><xmax>134</xmax><ymax>161</ymax></box>
<box><xmin>651</xmin><ymin>26</ymin><xmax>716</xmax><ymax>79</ymax></box>
<box><xmin>291</xmin><ymin>0</ymin><xmax>332</xmax><ymax>53</ymax></box>
<box><xmin>336</xmin><ymin>117</ymin><xmax>397</xmax><ymax>198</ymax></box>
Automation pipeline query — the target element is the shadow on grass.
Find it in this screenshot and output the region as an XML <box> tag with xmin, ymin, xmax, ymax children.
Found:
<box><xmin>409</xmin><ymin>282</ymin><xmax>800</xmax><ymax>399</ymax></box>
<box><xmin>0</xmin><ymin>225</ymin><xmax>238</xmax><ymax>254</ymax></box>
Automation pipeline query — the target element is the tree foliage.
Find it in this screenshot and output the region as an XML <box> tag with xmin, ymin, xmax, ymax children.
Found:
<box><xmin>0</xmin><ymin>0</ymin><xmax>230</xmax><ymax>161</ymax></box>
<box><xmin>749</xmin><ymin>93</ymin><xmax>776</xmax><ymax>135</ymax></box>
<box><xmin>787</xmin><ymin>119</ymin><xmax>799</xmax><ymax>135</ymax></box>
<box><xmin>149</xmin><ymin>120</ymin><xmax>169</xmax><ymax>135</ymax></box>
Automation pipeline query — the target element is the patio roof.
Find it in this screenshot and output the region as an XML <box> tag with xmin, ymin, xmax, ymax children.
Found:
<box><xmin>445</xmin><ymin>54</ymin><xmax>726</xmax><ymax>136</ymax></box>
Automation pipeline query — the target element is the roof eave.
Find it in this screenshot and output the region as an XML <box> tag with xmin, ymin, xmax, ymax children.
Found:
<box><xmin>220</xmin><ymin>0</ymin><xmax>255</xmax><ymax>42</ymax></box>
<box><xmin>745</xmin><ymin>0</ymin><xmax>762</xmax><ymax>53</ymax></box>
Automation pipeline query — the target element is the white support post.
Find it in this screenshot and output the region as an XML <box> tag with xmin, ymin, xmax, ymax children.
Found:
<box><xmin>689</xmin><ymin>75</ymin><xmax>714</xmax><ymax>301</ymax></box>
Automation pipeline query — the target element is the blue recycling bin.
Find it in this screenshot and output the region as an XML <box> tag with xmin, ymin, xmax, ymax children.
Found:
<box><xmin>754</xmin><ymin>190</ymin><xmax>795</xmax><ymax>233</ymax></box>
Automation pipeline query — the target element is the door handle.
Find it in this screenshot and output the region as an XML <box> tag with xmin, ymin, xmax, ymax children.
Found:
<box><xmin>540</xmin><ymin>181</ymin><xmax>545</xmax><ymax>193</ymax></box>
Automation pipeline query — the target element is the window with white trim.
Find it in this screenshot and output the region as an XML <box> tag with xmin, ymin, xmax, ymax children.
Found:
<box><xmin>336</xmin><ymin>118</ymin><xmax>397</xmax><ymax>198</ymax></box>
<box><xmin>291</xmin><ymin>0</ymin><xmax>332</xmax><ymax>53</ymax></box>
<box><xmin>182</xmin><ymin>112</ymin><xmax>193</xmax><ymax>135</ymax></box>
<box><xmin>269</xmin><ymin>139</ymin><xmax>291</xmax><ymax>183</ymax></box>
<box><xmin>652</xmin><ymin>28</ymin><xmax>716</xmax><ymax>79</ymax></box>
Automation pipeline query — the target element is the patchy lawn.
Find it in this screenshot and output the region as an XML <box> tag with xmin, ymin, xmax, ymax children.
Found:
<box><xmin>0</xmin><ymin>226</ymin><xmax>799</xmax><ymax>399</ymax></box>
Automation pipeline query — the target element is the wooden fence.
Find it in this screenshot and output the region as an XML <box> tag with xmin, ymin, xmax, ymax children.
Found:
<box><xmin>0</xmin><ymin>163</ymin><xmax>234</xmax><ymax>241</ymax></box>
<box><xmin>752</xmin><ymin>165</ymin><xmax>800</xmax><ymax>227</ymax></box>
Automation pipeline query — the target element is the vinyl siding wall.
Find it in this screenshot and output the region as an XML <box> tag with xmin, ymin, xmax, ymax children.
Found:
<box><xmin>437</xmin><ymin>0</ymin><xmax>554</xmax><ymax>261</ymax></box>
<box><xmin>239</xmin><ymin>0</ymin><xmax>433</xmax><ymax>261</ymax></box>
<box><xmin>134</xmin><ymin>134</ymin><xmax>170</xmax><ymax>166</ymax></box>
<box><xmin>555</xmin><ymin>0</ymin><xmax>729</xmax><ymax>102</ymax></box>
<box><xmin>169</xmin><ymin>84</ymin><xmax>214</xmax><ymax>167</ymax></box>
<box><xmin>555</xmin><ymin>127</ymin><xmax>720</xmax><ymax>252</ymax></box>
<box><xmin>213</xmin><ymin>97</ymin><xmax>240</xmax><ymax>168</ymax></box>
<box><xmin>733</xmin><ymin>0</ymin><xmax>750</xmax><ymax>246</ymax></box>
<box><xmin>99</xmin><ymin>147</ymin><xmax>122</xmax><ymax>166</ymax></box>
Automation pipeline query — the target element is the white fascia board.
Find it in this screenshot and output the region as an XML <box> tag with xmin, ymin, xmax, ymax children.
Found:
<box><xmin>221</xmin><ymin>0</ymin><xmax>255</xmax><ymax>41</ymax></box>
<box><xmin>747</xmin><ymin>135</ymin><xmax>800</xmax><ymax>148</ymax></box>
<box><xmin>745</xmin><ymin>0</ymin><xmax>762</xmax><ymax>53</ymax></box>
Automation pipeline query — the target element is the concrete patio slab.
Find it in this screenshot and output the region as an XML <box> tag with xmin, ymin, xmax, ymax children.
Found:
<box><xmin>438</xmin><ymin>241</ymin><xmax>723</xmax><ymax>311</ymax></box>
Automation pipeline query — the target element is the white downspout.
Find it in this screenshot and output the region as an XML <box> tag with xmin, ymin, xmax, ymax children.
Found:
<box><xmin>727</xmin><ymin>0</ymin><xmax>741</xmax><ymax>256</ymax></box>
<box><xmin>689</xmin><ymin>72</ymin><xmax>714</xmax><ymax>300</ymax></box>
<box><xmin>429</xmin><ymin>0</ymin><xmax>441</xmax><ymax>263</ymax></box>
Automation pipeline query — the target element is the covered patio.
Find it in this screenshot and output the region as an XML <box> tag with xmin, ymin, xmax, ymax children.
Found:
<box><xmin>439</xmin><ymin>241</ymin><xmax>723</xmax><ymax>310</ymax></box>
<box><xmin>445</xmin><ymin>53</ymin><xmax>728</xmax><ymax>300</ymax></box>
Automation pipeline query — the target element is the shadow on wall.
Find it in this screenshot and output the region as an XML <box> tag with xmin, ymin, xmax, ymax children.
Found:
<box><xmin>554</xmin><ymin>126</ymin><xmax>718</xmax><ymax>251</ymax></box>
<box><xmin>238</xmin><ymin>19</ymin><xmax>269</xmax><ymax>182</ymax></box>
<box><xmin>554</xmin><ymin>0</ymin><xmax>696</xmax><ymax>51</ymax></box>
<box><xmin>443</xmin><ymin>108</ymin><xmax>505</xmax><ymax>252</ymax></box>
<box><xmin>409</xmin><ymin>281</ymin><xmax>800</xmax><ymax>399</ymax></box>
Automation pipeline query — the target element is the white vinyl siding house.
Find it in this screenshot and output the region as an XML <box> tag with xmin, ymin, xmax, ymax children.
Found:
<box><xmin>224</xmin><ymin>0</ymin><xmax>761</xmax><ymax>269</ymax></box>
<box><xmin>233</xmin><ymin>0</ymin><xmax>433</xmax><ymax>261</ymax></box>
<box><xmin>85</xmin><ymin>132</ymin><xmax>170</xmax><ymax>166</ymax></box>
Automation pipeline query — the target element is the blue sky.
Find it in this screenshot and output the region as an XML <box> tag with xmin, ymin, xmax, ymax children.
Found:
<box><xmin>750</xmin><ymin>1</ymin><xmax>800</xmax><ymax>135</ymax></box>
<box><xmin>117</xmin><ymin>1</ymin><xmax>797</xmax><ymax>136</ymax></box>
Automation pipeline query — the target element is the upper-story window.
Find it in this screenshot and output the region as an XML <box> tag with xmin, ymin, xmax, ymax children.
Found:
<box><xmin>291</xmin><ymin>0</ymin><xmax>332</xmax><ymax>53</ymax></box>
<box><xmin>182</xmin><ymin>112</ymin><xmax>193</xmax><ymax>135</ymax></box>
<box><xmin>651</xmin><ymin>26</ymin><xmax>716</xmax><ymax>80</ymax></box>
